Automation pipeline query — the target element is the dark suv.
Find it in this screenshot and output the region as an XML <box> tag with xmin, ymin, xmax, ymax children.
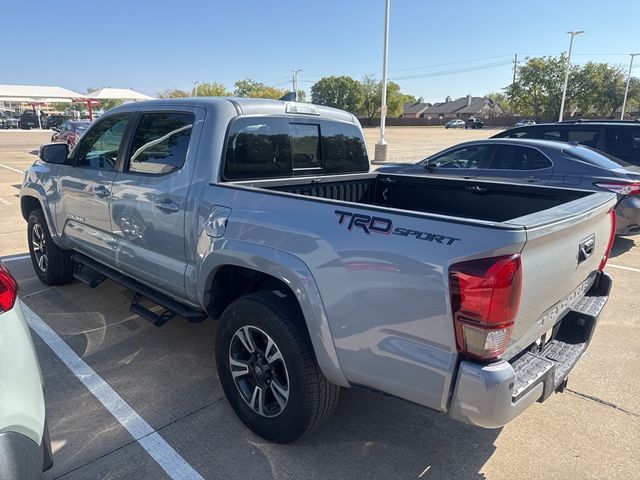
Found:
<box><xmin>493</xmin><ymin>120</ymin><xmax>640</xmax><ymax>165</ymax></box>
<box><xmin>18</xmin><ymin>111</ymin><xmax>42</xmax><ymax>129</ymax></box>
<box><xmin>465</xmin><ymin>117</ymin><xmax>484</xmax><ymax>129</ymax></box>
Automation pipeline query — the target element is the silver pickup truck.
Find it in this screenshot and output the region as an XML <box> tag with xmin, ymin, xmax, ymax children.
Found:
<box><xmin>21</xmin><ymin>98</ymin><xmax>616</xmax><ymax>443</ymax></box>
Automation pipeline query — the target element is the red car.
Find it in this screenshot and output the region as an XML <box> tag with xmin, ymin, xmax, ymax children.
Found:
<box><xmin>51</xmin><ymin>120</ymin><xmax>91</xmax><ymax>149</ymax></box>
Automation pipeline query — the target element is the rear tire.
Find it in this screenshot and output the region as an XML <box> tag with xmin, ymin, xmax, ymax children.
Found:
<box><xmin>27</xmin><ymin>209</ymin><xmax>75</xmax><ymax>285</ymax></box>
<box><xmin>215</xmin><ymin>290</ymin><xmax>339</xmax><ymax>443</ymax></box>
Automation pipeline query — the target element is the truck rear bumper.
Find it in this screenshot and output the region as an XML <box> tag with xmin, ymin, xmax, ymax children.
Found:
<box><xmin>449</xmin><ymin>272</ymin><xmax>612</xmax><ymax>429</ymax></box>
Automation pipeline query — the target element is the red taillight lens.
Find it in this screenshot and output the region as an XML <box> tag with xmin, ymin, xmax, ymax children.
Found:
<box><xmin>0</xmin><ymin>262</ymin><xmax>19</xmax><ymax>313</ymax></box>
<box><xmin>599</xmin><ymin>209</ymin><xmax>617</xmax><ymax>271</ymax></box>
<box><xmin>594</xmin><ymin>182</ymin><xmax>640</xmax><ymax>196</ymax></box>
<box><xmin>449</xmin><ymin>254</ymin><xmax>522</xmax><ymax>360</ymax></box>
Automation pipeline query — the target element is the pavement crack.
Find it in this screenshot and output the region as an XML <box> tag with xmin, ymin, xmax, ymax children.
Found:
<box><xmin>566</xmin><ymin>388</ymin><xmax>639</xmax><ymax>417</ymax></box>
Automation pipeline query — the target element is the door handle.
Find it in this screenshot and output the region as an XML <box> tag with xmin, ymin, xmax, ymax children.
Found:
<box><xmin>154</xmin><ymin>199</ymin><xmax>180</xmax><ymax>213</ymax></box>
<box><xmin>525</xmin><ymin>177</ymin><xmax>541</xmax><ymax>183</ymax></box>
<box><xmin>461</xmin><ymin>175</ymin><xmax>475</xmax><ymax>179</ymax></box>
<box><xmin>94</xmin><ymin>185</ymin><xmax>110</xmax><ymax>198</ymax></box>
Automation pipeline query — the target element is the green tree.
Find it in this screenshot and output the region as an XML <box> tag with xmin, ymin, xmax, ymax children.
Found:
<box><xmin>311</xmin><ymin>76</ymin><xmax>363</xmax><ymax>113</ymax></box>
<box><xmin>505</xmin><ymin>55</ymin><xmax>571</xmax><ymax>119</ymax></box>
<box><xmin>194</xmin><ymin>82</ymin><xmax>231</xmax><ymax>97</ymax></box>
<box><xmin>358</xmin><ymin>76</ymin><xmax>410</xmax><ymax>118</ymax></box>
<box><xmin>486</xmin><ymin>91</ymin><xmax>511</xmax><ymax>112</ymax></box>
<box><xmin>158</xmin><ymin>88</ymin><xmax>191</xmax><ymax>98</ymax></box>
<box><xmin>233</xmin><ymin>79</ymin><xmax>286</xmax><ymax>99</ymax></box>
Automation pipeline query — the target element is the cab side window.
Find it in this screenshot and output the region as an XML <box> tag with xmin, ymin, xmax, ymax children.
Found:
<box><xmin>76</xmin><ymin>114</ymin><xmax>131</xmax><ymax>171</ymax></box>
<box><xmin>605</xmin><ymin>127</ymin><xmax>640</xmax><ymax>160</ymax></box>
<box><xmin>127</xmin><ymin>112</ymin><xmax>194</xmax><ymax>175</ymax></box>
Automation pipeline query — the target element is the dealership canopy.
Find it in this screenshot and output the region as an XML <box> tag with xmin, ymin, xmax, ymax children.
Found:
<box><xmin>0</xmin><ymin>84</ymin><xmax>87</xmax><ymax>102</ymax></box>
<box><xmin>86</xmin><ymin>87</ymin><xmax>153</xmax><ymax>101</ymax></box>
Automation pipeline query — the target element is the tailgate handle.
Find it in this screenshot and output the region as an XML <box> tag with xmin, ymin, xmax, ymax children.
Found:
<box><xmin>578</xmin><ymin>235</ymin><xmax>596</xmax><ymax>263</ymax></box>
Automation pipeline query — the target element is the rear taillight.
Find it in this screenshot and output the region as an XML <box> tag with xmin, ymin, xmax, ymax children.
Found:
<box><xmin>449</xmin><ymin>254</ymin><xmax>522</xmax><ymax>360</ymax></box>
<box><xmin>0</xmin><ymin>263</ymin><xmax>19</xmax><ymax>313</ymax></box>
<box><xmin>594</xmin><ymin>182</ymin><xmax>640</xmax><ymax>196</ymax></box>
<box><xmin>599</xmin><ymin>209</ymin><xmax>617</xmax><ymax>271</ymax></box>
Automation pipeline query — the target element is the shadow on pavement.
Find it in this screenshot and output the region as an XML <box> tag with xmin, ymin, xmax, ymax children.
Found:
<box><xmin>610</xmin><ymin>236</ymin><xmax>636</xmax><ymax>258</ymax></box>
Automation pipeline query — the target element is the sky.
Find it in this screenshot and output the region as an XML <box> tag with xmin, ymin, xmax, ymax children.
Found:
<box><xmin>3</xmin><ymin>0</ymin><xmax>640</xmax><ymax>103</ymax></box>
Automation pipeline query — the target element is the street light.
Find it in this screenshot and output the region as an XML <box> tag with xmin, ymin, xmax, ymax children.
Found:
<box><xmin>374</xmin><ymin>0</ymin><xmax>391</xmax><ymax>163</ymax></box>
<box><xmin>621</xmin><ymin>54</ymin><xmax>639</xmax><ymax>120</ymax></box>
<box><xmin>191</xmin><ymin>80</ymin><xmax>200</xmax><ymax>97</ymax></box>
<box><xmin>558</xmin><ymin>30</ymin><xmax>584</xmax><ymax>122</ymax></box>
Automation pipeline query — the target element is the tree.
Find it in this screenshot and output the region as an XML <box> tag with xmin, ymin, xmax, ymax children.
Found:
<box><xmin>311</xmin><ymin>76</ymin><xmax>363</xmax><ymax>113</ymax></box>
<box><xmin>357</xmin><ymin>76</ymin><xmax>409</xmax><ymax>118</ymax></box>
<box><xmin>505</xmin><ymin>55</ymin><xmax>640</xmax><ymax>118</ymax></box>
<box><xmin>194</xmin><ymin>82</ymin><xmax>230</xmax><ymax>97</ymax></box>
<box><xmin>233</xmin><ymin>79</ymin><xmax>286</xmax><ymax>99</ymax></box>
<box><xmin>158</xmin><ymin>88</ymin><xmax>190</xmax><ymax>98</ymax></box>
<box><xmin>486</xmin><ymin>91</ymin><xmax>511</xmax><ymax>112</ymax></box>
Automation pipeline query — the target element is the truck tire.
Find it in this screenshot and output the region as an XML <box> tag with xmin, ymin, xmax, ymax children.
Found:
<box><xmin>27</xmin><ymin>209</ymin><xmax>75</xmax><ymax>285</ymax></box>
<box><xmin>215</xmin><ymin>290</ymin><xmax>339</xmax><ymax>443</ymax></box>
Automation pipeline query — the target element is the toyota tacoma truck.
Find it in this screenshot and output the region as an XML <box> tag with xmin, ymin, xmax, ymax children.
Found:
<box><xmin>20</xmin><ymin>98</ymin><xmax>615</xmax><ymax>443</ymax></box>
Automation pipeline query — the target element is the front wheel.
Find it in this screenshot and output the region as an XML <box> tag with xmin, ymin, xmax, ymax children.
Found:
<box><xmin>215</xmin><ymin>291</ymin><xmax>339</xmax><ymax>443</ymax></box>
<box><xmin>27</xmin><ymin>209</ymin><xmax>75</xmax><ymax>285</ymax></box>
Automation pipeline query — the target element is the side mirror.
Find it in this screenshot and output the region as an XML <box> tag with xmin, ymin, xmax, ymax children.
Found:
<box><xmin>423</xmin><ymin>159</ymin><xmax>436</xmax><ymax>171</ymax></box>
<box><xmin>39</xmin><ymin>143</ymin><xmax>70</xmax><ymax>165</ymax></box>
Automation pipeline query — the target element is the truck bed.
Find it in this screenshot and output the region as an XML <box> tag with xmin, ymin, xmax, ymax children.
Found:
<box><xmin>238</xmin><ymin>172</ymin><xmax>592</xmax><ymax>223</ymax></box>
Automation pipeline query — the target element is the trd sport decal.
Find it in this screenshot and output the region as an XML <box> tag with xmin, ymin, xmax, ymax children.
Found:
<box><xmin>335</xmin><ymin>210</ymin><xmax>461</xmax><ymax>246</ymax></box>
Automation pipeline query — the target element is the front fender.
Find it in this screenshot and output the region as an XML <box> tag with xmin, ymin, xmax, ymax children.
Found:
<box><xmin>19</xmin><ymin>184</ymin><xmax>60</xmax><ymax>241</ymax></box>
<box><xmin>196</xmin><ymin>240</ymin><xmax>349</xmax><ymax>387</ymax></box>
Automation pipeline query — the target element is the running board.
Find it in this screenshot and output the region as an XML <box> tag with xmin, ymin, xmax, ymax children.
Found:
<box><xmin>71</xmin><ymin>253</ymin><xmax>207</xmax><ymax>326</ymax></box>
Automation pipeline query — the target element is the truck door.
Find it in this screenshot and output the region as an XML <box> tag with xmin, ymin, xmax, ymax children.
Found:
<box><xmin>58</xmin><ymin>113</ymin><xmax>133</xmax><ymax>264</ymax></box>
<box><xmin>109</xmin><ymin>108</ymin><xmax>204</xmax><ymax>300</ymax></box>
<box><xmin>480</xmin><ymin>144</ymin><xmax>553</xmax><ymax>185</ymax></box>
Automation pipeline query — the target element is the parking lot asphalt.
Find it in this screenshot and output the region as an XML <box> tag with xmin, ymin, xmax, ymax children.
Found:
<box><xmin>1</xmin><ymin>129</ymin><xmax>639</xmax><ymax>479</ymax></box>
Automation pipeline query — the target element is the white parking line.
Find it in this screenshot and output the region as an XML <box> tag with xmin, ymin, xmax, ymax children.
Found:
<box><xmin>0</xmin><ymin>196</ymin><xmax>11</xmax><ymax>205</ymax></box>
<box><xmin>22</xmin><ymin>303</ymin><xmax>204</xmax><ymax>480</ymax></box>
<box><xmin>0</xmin><ymin>162</ymin><xmax>24</xmax><ymax>174</ymax></box>
<box><xmin>607</xmin><ymin>264</ymin><xmax>640</xmax><ymax>273</ymax></box>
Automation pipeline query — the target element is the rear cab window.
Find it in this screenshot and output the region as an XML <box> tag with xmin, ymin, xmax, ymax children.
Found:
<box><xmin>604</xmin><ymin>126</ymin><xmax>640</xmax><ymax>162</ymax></box>
<box><xmin>223</xmin><ymin>117</ymin><xmax>369</xmax><ymax>180</ymax></box>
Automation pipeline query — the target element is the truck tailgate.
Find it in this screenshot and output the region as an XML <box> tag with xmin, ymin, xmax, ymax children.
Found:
<box><xmin>505</xmin><ymin>191</ymin><xmax>616</xmax><ymax>358</ymax></box>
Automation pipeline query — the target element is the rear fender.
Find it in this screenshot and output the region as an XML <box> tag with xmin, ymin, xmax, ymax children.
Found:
<box><xmin>197</xmin><ymin>240</ymin><xmax>349</xmax><ymax>387</ymax></box>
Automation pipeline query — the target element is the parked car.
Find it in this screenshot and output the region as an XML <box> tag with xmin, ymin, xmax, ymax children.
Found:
<box><xmin>51</xmin><ymin>120</ymin><xmax>91</xmax><ymax>149</ymax></box>
<box><xmin>22</xmin><ymin>98</ymin><xmax>615</xmax><ymax>442</ymax></box>
<box><xmin>1</xmin><ymin>112</ymin><xmax>18</xmax><ymax>129</ymax></box>
<box><xmin>465</xmin><ymin>117</ymin><xmax>484</xmax><ymax>129</ymax></box>
<box><xmin>445</xmin><ymin>119</ymin><xmax>465</xmax><ymax>129</ymax></box>
<box><xmin>45</xmin><ymin>115</ymin><xmax>70</xmax><ymax>130</ymax></box>
<box><xmin>514</xmin><ymin>119</ymin><xmax>536</xmax><ymax>127</ymax></box>
<box><xmin>378</xmin><ymin>138</ymin><xmax>640</xmax><ymax>235</ymax></box>
<box><xmin>492</xmin><ymin>119</ymin><xmax>640</xmax><ymax>165</ymax></box>
<box><xmin>0</xmin><ymin>260</ymin><xmax>53</xmax><ymax>478</ymax></box>
<box><xmin>18</xmin><ymin>111</ymin><xmax>41</xmax><ymax>129</ymax></box>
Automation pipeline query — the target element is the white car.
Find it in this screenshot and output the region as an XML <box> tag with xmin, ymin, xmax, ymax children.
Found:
<box><xmin>445</xmin><ymin>119</ymin><xmax>465</xmax><ymax>129</ymax></box>
<box><xmin>0</xmin><ymin>260</ymin><xmax>52</xmax><ymax>479</ymax></box>
<box><xmin>514</xmin><ymin>119</ymin><xmax>536</xmax><ymax>127</ymax></box>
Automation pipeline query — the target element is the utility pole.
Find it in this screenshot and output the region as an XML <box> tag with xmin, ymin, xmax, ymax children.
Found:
<box><xmin>512</xmin><ymin>53</ymin><xmax>518</xmax><ymax>85</ymax></box>
<box><xmin>374</xmin><ymin>0</ymin><xmax>391</xmax><ymax>163</ymax></box>
<box><xmin>191</xmin><ymin>80</ymin><xmax>200</xmax><ymax>97</ymax></box>
<box><xmin>290</xmin><ymin>69</ymin><xmax>302</xmax><ymax>98</ymax></box>
<box><xmin>559</xmin><ymin>31</ymin><xmax>584</xmax><ymax>122</ymax></box>
<box><xmin>621</xmin><ymin>54</ymin><xmax>639</xmax><ymax>120</ymax></box>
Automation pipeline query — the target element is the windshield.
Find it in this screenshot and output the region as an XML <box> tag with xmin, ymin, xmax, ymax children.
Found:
<box><xmin>563</xmin><ymin>145</ymin><xmax>631</xmax><ymax>169</ymax></box>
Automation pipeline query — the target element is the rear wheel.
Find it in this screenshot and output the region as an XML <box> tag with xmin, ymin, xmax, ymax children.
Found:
<box><xmin>215</xmin><ymin>290</ymin><xmax>339</xmax><ymax>443</ymax></box>
<box><xmin>27</xmin><ymin>209</ymin><xmax>75</xmax><ymax>285</ymax></box>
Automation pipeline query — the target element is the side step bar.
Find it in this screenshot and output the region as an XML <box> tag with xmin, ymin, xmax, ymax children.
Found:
<box><xmin>72</xmin><ymin>253</ymin><xmax>207</xmax><ymax>326</ymax></box>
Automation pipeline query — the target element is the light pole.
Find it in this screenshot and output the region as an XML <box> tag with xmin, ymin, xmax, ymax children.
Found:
<box><xmin>621</xmin><ymin>54</ymin><xmax>639</xmax><ymax>120</ymax></box>
<box><xmin>558</xmin><ymin>30</ymin><xmax>584</xmax><ymax>122</ymax></box>
<box><xmin>291</xmin><ymin>69</ymin><xmax>302</xmax><ymax>98</ymax></box>
<box><xmin>191</xmin><ymin>81</ymin><xmax>200</xmax><ymax>97</ymax></box>
<box><xmin>374</xmin><ymin>0</ymin><xmax>391</xmax><ymax>163</ymax></box>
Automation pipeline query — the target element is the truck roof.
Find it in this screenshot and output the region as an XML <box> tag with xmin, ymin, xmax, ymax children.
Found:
<box><xmin>110</xmin><ymin>97</ymin><xmax>359</xmax><ymax>124</ymax></box>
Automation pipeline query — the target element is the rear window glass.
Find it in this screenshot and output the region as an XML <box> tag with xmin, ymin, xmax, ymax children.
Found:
<box><xmin>605</xmin><ymin>127</ymin><xmax>640</xmax><ymax>157</ymax></box>
<box><xmin>563</xmin><ymin>146</ymin><xmax>630</xmax><ymax>168</ymax></box>
<box><xmin>567</xmin><ymin>129</ymin><xmax>599</xmax><ymax>147</ymax></box>
<box><xmin>488</xmin><ymin>145</ymin><xmax>552</xmax><ymax>170</ymax></box>
<box><xmin>224</xmin><ymin>117</ymin><xmax>369</xmax><ymax>180</ymax></box>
